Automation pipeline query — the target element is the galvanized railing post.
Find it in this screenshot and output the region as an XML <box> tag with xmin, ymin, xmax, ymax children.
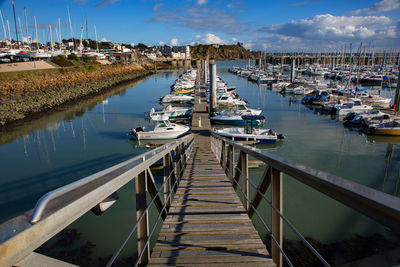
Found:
<box><xmin>221</xmin><ymin>140</ymin><xmax>226</xmax><ymax>169</ymax></box>
<box><xmin>271</xmin><ymin>167</ymin><xmax>283</xmax><ymax>267</ymax></box>
<box><xmin>174</xmin><ymin>147</ymin><xmax>180</xmax><ymax>183</ymax></box>
<box><xmin>241</xmin><ymin>151</ymin><xmax>249</xmax><ymax>210</ymax></box>
<box><xmin>163</xmin><ymin>153</ymin><xmax>171</xmax><ymax>210</ymax></box>
<box><xmin>135</xmin><ymin>170</ymin><xmax>149</xmax><ymax>265</ymax></box>
<box><xmin>228</xmin><ymin>144</ymin><xmax>234</xmax><ymax>181</ymax></box>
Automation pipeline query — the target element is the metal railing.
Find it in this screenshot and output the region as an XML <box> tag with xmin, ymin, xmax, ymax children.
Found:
<box><xmin>0</xmin><ymin>134</ymin><xmax>194</xmax><ymax>267</ymax></box>
<box><xmin>211</xmin><ymin>133</ymin><xmax>400</xmax><ymax>267</ymax></box>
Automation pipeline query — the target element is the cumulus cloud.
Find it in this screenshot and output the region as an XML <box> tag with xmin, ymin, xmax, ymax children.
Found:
<box><xmin>151</xmin><ymin>3</ymin><xmax>163</xmax><ymax>12</ymax></box>
<box><xmin>288</xmin><ymin>0</ymin><xmax>318</xmax><ymax>7</ymax></box>
<box><xmin>255</xmin><ymin>14</ymin><xmax>399</xmax><ymax>51</ymax></box>
<box><xmin>261</xmin><ymin>14</ymin><xmax>392</xmax><ymax>41</ymax></box>
<box><xmin>196</xmin><ymin>0</ymin><xmax>208</xmax><ymax>5</ymax></box>
<box><xmin>96</xmin><ymin>0</ymin><xmax>120</xmax><ymax>8</ymax></box>
<box><xmin>170</xmin><ymin>38</ymin><xmax>178</xmax><ymax>46</ymax></box>
<box><xmin>202</xmin><ymin>33</ymin><xmax>227</xmax><ymax>44</ymax></box>
<box><xmin>101</xmin><ymin>37</ymin><xmax>109</xmax><ymax>42</ymax></box>
<box><xmin>149</xmin><ymin>5</ymin><xmax>253</xmax><ymax>35</ymax></box>
<box><xmin>159</xmin><ymin>41</ymin><xmax>165</xmax><ymax>45</ymax></box>
<box><xmin>350</xmin><ymin>0</ymin><xmax>400</xmax><ymax>15</ymax></box>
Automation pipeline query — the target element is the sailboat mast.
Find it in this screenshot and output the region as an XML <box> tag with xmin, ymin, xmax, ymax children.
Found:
<box><xmin>58</xmin><ymin>18</ymin><xmax>62</xmax><ymax>50</ymax></box>
<box><xmin>6</xmin><ymin>20</ymin><xmax>12</xmax><ymax>46</ymax></box>
<box><xmin>34</xmin><ymin>16</ymin><xmax>39</xmax><ymax>49</ymax></box>
<box><xmin>86</xmin><ymin>14</ymin><xmax>88</xmax><ymax>40</ymax></box>
<box><xmin>0</xmin><ymin>11</ymin><xmax>7</xmax><ymax>42</ymax></box>
<box><xmin>94</xmin><ymin>24</ymin><xmax>99</xmax><ymax>52</ymax></box>
<box><xmin>12</xmin><ymin>0</ymin><xmax>19</xmax><ymax>46</ymax></box>
<box><xmin>79</xmin><ymin>26</ymin><xmax>83</xmax><ymax>53</ymax></box>
<box><xmin>18</xmin><ymin>17</ymin><xmax>23</xmax><ymax>44</ymax></box>
<box><xmin>67</xmin><ymin>6</ymin><xmax>75</xmax><ymax>49</ymax></box>
<box><xmin>49</xmin><ymin>25</ymin><xmax>53</xmax><ymax>52</ymax></box>
<box><xmin>24</xmin><ymin>7</ymin><xmax>28</xmax><ymax>44</ymax></box>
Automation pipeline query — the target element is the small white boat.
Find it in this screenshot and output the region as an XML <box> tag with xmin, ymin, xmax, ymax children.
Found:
<box><xmin>211</xmin><ymin>110</ymin><xmax>263</xmax><ymax>126</ymax></box>
<box><xmin>293</xmin><ymin>86</ymin><xmax>314</xmax><ymax>95</ymax></box>
<box><xmin>130</xmin><ymin>116</ymin><xmax>190</xmax><ymax>140</ymax></box>
<box><xmin>217</xmin><ymin>94</ymin><xmax>247</xmax><ymax>106</ymax></box>
<box><xmin>146</xmin><ymin>105</ymin><xmax>192</xmax><ymax>120</ymax></box>
<box><xmin>160</xmin><ymin>94</ymin><xmax>194</xmax><ymax>103</ymax></box>
<box><xmin>334</xmin><ymin>98</ymin><xmax>373</xmax><ymax>116</ymax></box>
<box><xmin>212</xmin><ymin>115</ymin><xmax>284</xmax><ymax>144</ymax></box>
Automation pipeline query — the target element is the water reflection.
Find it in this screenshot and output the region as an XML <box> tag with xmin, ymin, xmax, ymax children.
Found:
<box><xmin>0</xmin><ymin>71</ymin><xmax>181</xmax><ymax>222</ymax></box>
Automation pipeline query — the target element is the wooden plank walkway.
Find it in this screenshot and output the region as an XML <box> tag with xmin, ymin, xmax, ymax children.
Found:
<box><xmin>148</xmin><ymin>75</ymin><xmax>275</xmax><ymax>266</ymax></box>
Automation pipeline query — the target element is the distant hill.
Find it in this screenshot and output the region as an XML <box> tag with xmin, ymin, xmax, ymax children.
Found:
<box><xmin>190</xmin><ymin>44</ymin><xmax>253</xmax><ymax>60</ymax></box>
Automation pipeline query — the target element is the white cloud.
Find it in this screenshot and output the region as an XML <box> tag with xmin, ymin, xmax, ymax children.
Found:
<box><xmin>243</xmin><ymin>42</ymin><xmax>253</xmax><ymax>49</ymax></box>
<box><xmin>255</xmin><ymin>14</ymin><xmax>399</xmax><ymax>51</ymax></box>
<box><xmin>130</xmin><ymin>43</ymin><xmax>135</xmax><ymax>47</ymax></box>
<box><xmin>159</xmin><ymin>41</ymin><xmax>165</xmax><ymax>45</ymax></box>
<box><xmin>170</xmin><ymin>38</ymin><xmax>178</xmax><ymax>46</ymax></box>
<box><xmin>203</xmin><ymin>33</ymin><xmax>227</xmax><ymax>44</ymax></box>
<box><xmin>150</xmin><ymin>5</ymin><xmax>253</xmax><ymax>35</ymax></box>
<box><xmin>262</xmin><ymin>14</ymin><xmax>393</xmax><ymax>41</ymax></box>
<box><xmin>96</xmin><ymin>0</ymin><xmax>120</xmax><ymax>8</ymax></box>
<box><xmin>151</xmin><ymin>3</ymin><xmax>163</xmax><ymax>12</ymax></box>
<box><xmin>196</xmin><ymin>0</ymin><xmax>208</xmax><ymax>5</ymax></box>
<box><xmin>101</xmin><ymin>37</ymin><xmax>109</xmax><ymax>42</ymax></box>
<box><xmin>350</xmin><ymin>0</ymin><xmax>400</xmax><ymax>15</ymax></box>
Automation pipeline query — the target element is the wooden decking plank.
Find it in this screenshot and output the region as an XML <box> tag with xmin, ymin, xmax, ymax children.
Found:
<box><xmin>148</xmin><ymin>256</ymin><xmax>272</xmax><ymax>264</ymax></box>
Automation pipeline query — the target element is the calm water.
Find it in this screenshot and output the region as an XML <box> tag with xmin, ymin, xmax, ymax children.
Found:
<box><xmin>0</xmin><ymin>62</ymin><xmax>399</xmax><ymax>264</ymax></box>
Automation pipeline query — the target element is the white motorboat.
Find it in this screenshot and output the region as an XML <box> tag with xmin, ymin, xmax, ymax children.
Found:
<box><xmin>293</xmin><ymin>86</ymin><xmax>314</xmax><ymax>95</ymax></box>
<box><xmin>130</xmin><ymin>116</ymin><xmax>190</xmax><ymax>140</ymax></box>
<box><xmin>211</xmin><ymin>107</ymin><xmax>263</xmax><ymax>125</ymax></box>
<box><xmin>146</xmin><ymin>105</ymin><xmax>192</xmax><ymax>120</ymax></box>
<box><xmin>160</xmin><ymin>94</ymin><xmax>194</xmax><ymax>103</ymax></box>
<box><xmin>334</xmin><ymin>98</ymin><xmax>373</xmax><ymax>116</ymax></box>
<box><xmin>212</xmin><ymin>115</ymin><xmax>284</xmax><ymax>144</ymax></box>
<box><xmin>217</xmin><ymin>94</ymin><xmax>247</xmax><ymax>106</ymax></box>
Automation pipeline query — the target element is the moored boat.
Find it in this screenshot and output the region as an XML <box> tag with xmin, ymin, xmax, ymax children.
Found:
<box><xmin>129</xmin><ymin>116</ymin><xmax>190</xmax><ymax>140</ymax></box>
<box><xmin>212</xmin><ymin>115</ymin><xmax>284</xmax><ymax>144</ymax></box>
<box><xmin>146</xmin><ymin>105</ymin><xmax>192</xmax><ymax>120</ymax></box>
<box><xmin>369</xmin><ymin>121</ymin><xmax>400</xmax><ymax>136</ymax></box>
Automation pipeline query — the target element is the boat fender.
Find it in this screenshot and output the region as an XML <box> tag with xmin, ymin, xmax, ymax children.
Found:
<box><xmin>135</xmin><ymin>127</ymin><xmax>143</xmax><ymax>132</ymax></box>
<box><xmin>277</xmin><ymin>134</ymin><xmax>284</xmax><ymax>140</ymax></box>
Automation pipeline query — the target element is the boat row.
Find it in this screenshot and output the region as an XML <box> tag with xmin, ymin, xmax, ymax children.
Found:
<box><xmin>230</xmin><ymin>62</ymin><xmax>400</xmax><ymax>136</ymax></box>
<box><xmin>129</xmin><ymin>70</ymin><xmax>199</xmax><ymax>140</ymax></box>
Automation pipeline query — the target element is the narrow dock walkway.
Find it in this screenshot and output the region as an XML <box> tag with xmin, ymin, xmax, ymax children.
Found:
<box><xmin>148</xmin><ymin>76</ymin><xmax>274</xmax><ymax>266</ymax></box>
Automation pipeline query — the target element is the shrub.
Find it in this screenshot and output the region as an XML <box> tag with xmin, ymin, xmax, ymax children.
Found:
<box><xmin>52</xmin><ymin>55</ymin><xmax>73</xmax><ymax>67</ymax></box>
<box><xmin>68</xmin><ymin>53</ymin><xmax>79</xmax><ymax>61</ymax></box>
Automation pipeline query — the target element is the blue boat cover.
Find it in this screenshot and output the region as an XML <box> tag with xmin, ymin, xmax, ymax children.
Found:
<box><xmin>241</xmin><ymin>115</ymin><xmax>265</xmax><ymax>120</ymax></box>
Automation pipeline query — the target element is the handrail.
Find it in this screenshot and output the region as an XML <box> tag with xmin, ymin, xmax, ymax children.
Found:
<box><xmin>30</xmin><ymin>134</ymin><xmax>193</xmax><ymax>224</ymax></box>
<box><xmin>229</xmin><ymin>161</ymin><xmax>329</xmax><ymax>266</ymax></box>
<box><xmin>227</xmin><ymin>164</ymin><xmax>295</xmax><ymax>267</ymax></box>
<box><xmin>211</xmin><ymin>133</ymin><xmax>400</xmax><ymax>232</ymax></box>
<box><xmin>211</xmin><ymin>133</ymin><xmax>400</xmax><ymax>266</ymax></box>
<box><xmin>0</xmin><ymin>134</ymin><xmax>194</xmax><ymax>267</ymax></box>
<box><xmin>107</xmin><ymin>139</ymin><xmax>194</xmax><ymax>266</ymax></box>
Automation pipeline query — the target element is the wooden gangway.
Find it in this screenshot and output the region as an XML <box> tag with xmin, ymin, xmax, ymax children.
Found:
<box><xmin>148</xmin><ymin>81</ymin><xmax>275</xmax><ymax>266</ymax></box>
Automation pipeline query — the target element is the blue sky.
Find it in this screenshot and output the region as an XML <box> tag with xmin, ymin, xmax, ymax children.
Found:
<box><xmin>0</xmin><ymin>0</ymin><xmax>399</xmax><ymax>51</ymax></box>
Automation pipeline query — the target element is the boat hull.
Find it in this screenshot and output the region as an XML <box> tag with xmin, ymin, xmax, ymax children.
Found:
<box><xmin>211</xmin><ymin>118</ymin><xmax>261</xmax><ymax>126</ymax></box>
<box><xmin>135</xmin><ymin>129</ymin><xmax>189</xmax><ymax>139</ymax></box>
<box><xmin>370</xmin><ymin>128</ymin><xmax>400</xmax><ymax>136</ymax></box>
<box><xmin>213</xmin><ymin>129</ymin><xmax>277</xmax><ymax>144</ymax></box>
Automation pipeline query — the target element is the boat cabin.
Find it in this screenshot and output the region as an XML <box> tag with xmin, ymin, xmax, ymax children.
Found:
<box><xmin>241</xmin><ymin>115</ymin><xmax>265</xmax><ymax>134</ymax></box>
